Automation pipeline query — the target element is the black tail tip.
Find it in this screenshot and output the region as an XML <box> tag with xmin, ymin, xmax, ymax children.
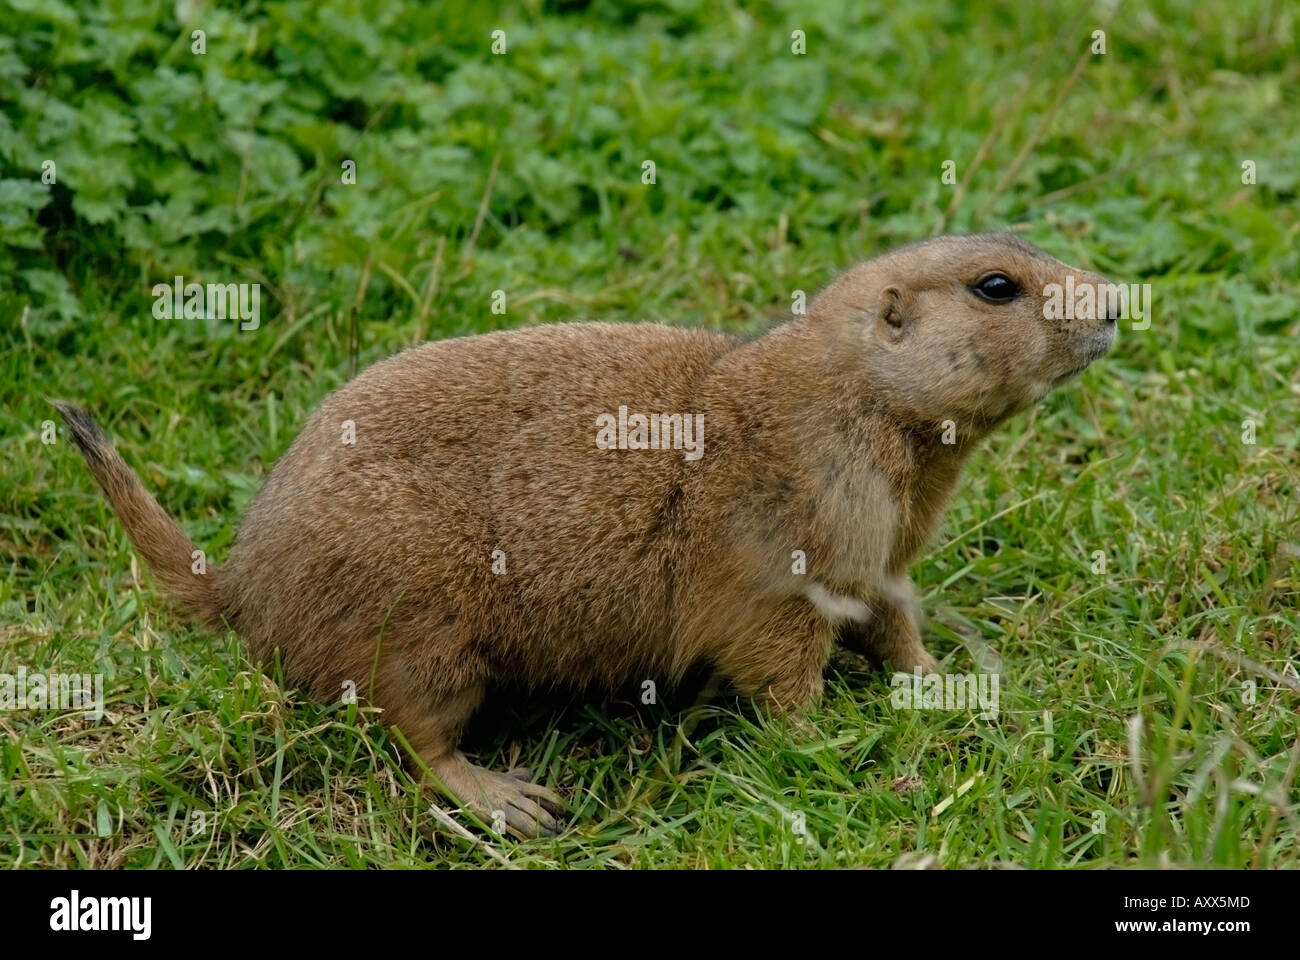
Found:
<box><xmin>49</xmin><ymin>399</ymin><xmax>111</xmax><ymax>458</ymax></box>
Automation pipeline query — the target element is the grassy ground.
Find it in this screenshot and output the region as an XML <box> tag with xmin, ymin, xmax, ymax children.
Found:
<box><xmin>2</xmin><ymin>0</ymin><xmax>1297</xmax><ymax>868</ymax></box>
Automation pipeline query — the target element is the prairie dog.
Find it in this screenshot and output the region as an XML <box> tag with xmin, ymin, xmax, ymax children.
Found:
<box><xmin>55</xmin><ymin>233</ymin><xmax>1117</xmax><ymax>837</ymax></box>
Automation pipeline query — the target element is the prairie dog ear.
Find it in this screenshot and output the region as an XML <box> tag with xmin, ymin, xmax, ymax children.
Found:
<box><xmin>877</xmin><ymin>284</ymin><xmax>915</xmax><ymax>336</ymax></box>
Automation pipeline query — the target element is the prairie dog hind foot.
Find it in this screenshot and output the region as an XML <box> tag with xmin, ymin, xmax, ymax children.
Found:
<box><xmin>427</xmin><ymin>752</ymin><xmax>566</xmax><ymax>839</ymax></box>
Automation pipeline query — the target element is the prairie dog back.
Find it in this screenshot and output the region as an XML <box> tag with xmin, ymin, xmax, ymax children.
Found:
<box><xmin>223</xmin><ymin>322</ymin><xmax>737</xmax><ymax>692</ymax></box>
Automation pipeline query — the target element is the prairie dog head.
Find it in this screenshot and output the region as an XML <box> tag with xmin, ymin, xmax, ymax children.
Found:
<box><xmin>812</xmin><ymin>233</ymin><xmax>1117</xmax><ymax>431</ymax></box>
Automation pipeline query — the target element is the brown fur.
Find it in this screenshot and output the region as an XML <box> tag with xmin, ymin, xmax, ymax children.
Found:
<box><xmin>56</xmin><ymin>233</ymin><xmax>1116</xmax><ymax>837</ymax></box>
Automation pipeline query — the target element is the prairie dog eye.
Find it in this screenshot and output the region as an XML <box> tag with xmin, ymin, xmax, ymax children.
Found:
<box><xmin>972</xmin><ymin>273</ymin><xmax>1020</xmax><ymax>303</ymax></box>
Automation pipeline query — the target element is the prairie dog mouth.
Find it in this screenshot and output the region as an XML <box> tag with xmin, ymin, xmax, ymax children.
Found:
<box><xmin>1052</xmin><ymin>361</ymin><xmax>1093</xmax><ymax>386</ymax></box>
<box><xmin>1052</xmin><ymin>330</ymin><xmax>1115</xmax><ymax>386</ymax></box>
<box><xmin>1087</xmin><ymin>325</ymin><xmax>1118</xmax><ymax>364</ymax></box>
<box><xmin>1082</xmin><ymin>322</ymin><xmax>1117</xmax><ymax>364</ymax></box>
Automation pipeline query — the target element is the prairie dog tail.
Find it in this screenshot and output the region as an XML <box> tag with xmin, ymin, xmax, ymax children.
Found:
<box><xmin>52</xmin><ymin>401</ymin><xmax>222</xmax><ymax>625</ymax></box>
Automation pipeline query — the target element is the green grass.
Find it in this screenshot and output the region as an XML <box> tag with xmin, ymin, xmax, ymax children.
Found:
<box><xmin>2</xmin><ymin>0</ymin><xmax>1298</xmax><ymax>868</ymax></box>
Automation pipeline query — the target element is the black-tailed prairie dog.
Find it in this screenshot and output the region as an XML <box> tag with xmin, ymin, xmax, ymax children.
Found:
<box><xmin>56</xmin><ymin>232</ymin><xmax>1117</xmax><ymax>837</ymax></box>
